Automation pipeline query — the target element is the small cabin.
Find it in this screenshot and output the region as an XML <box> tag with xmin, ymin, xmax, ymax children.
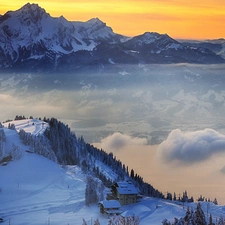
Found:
<box><xmin>99</xmin><ymin>200</ymin><xmax>123</xmax><ymax>215</ymax></box>
<box><xmin>107</xmin><ymin>181</ymin><xmax>138</xmax><ymax>206</ymax></box>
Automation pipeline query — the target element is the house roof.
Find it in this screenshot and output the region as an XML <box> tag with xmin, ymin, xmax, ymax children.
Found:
<box><xmin>100</xmin><ymin>200</ymin><xmax>121</xmax><ymax>209</ymax></box>
<box><xmin>105</xmin><ymin>209</ymin><xmax>123</xmax><ymax>215</ymax></box>
<box><xmin>121</xmin><ymin>210</ymin><xmax>135</xmax><ymax>217</ymax></box>
<box><xmin>115</xmin><ymin>181</ymin><xmax>138</xmax><ymax>195</ymax></box>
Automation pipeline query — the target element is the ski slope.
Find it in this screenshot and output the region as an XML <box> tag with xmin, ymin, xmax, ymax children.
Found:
<box><xmin>2</xmin><ymin>119</ymin><xmax>49</xmax><ymax>136</ymax></box>
<box><xmin>0</xmin><ymin>120</ymin><xmax>225</xmax><ymax>224</ymax></box>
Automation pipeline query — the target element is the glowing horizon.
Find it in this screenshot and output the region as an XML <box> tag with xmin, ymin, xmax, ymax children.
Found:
<box><xmin>0</xmin><ymin>1</ymin><xmax>225</xmax><ymax>40</ymax></box>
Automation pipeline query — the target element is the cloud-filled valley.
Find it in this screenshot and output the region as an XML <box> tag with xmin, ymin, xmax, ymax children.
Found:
<box><xmin>1</xmin><ymin>63</ymin><xmax>225</xmax><ymax>203</ymax></box>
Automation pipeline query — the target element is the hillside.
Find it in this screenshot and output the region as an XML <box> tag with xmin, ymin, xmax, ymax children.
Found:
<box><xmin>0</xmin><ymin>118</ymin><xmax>225</xmax><ymax>224</ymax></box>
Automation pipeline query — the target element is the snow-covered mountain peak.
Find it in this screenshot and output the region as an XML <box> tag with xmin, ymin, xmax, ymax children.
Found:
<box><xmin>124</xmin><ymin>31</ymin><xmax>174</xmax><ymax>49</ymax></box>
<box><xmin>138</xmin><ymin>32</ymin><xmax>159</xmax><ymax>43</ymax></box>
<box><xmin>0</xmin><ymin>3</ymin><xmax>51</xmax><ymax>43</ymax></box>
<box><xmin>0</xmin><ymin>3</ymin><xmax>124</xmax><ymax>67</ymax></box>
<box><xmin>133</xmin><ymin>32</ymin><xmax>169</xmax><ymax>45</ymax></box>
<box><xmin>11</xmin><ymin>3</ymin><xmax>49</xmax><ymax>23</ymax></box>
<box><xmin>86</xmin><ymin>17</ymin><xmax>104</xmax><ymax>26</ymax></box>
<box><xmin>18</xmin><ymin>3</ymin><xmax>46</xmax><ymax>14</ymax></box>
<box><xmin>143</xmin><ymin>32</ymin><xmax>172</xmax><ymax>41</ymax></box>
<box><xmin>74</xmin><ymin>17</ymin><xmax>118</xmax><ymax>42</ymax></box>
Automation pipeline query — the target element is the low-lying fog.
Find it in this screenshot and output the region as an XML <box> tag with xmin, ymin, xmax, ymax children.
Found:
<box><xmin>1</xmin><ymin>63</ymin><xmax>225</xmax><ymax>203</ymax></box>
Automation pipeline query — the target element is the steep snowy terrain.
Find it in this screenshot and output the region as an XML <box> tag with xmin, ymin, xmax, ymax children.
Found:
<box><xmin>0</xmin><ymin>119</ymin><xmax>225</xmax><ymax>224</ymax></box>
<box><xmin>0</xmin><ymin>3</ymin><xmax>122</xmax><ymax>53</ymax></box>
<box><xmin>0</xmin><ymin>3</ymin><xmax>124</xmax><ymax>70</ymax></box>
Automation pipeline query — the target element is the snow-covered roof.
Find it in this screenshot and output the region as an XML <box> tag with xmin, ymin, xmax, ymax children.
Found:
<box><xmin>121</xmin><ymin>210</ymin><xmax>135</xmax><ymax>217</ymax></box>
<box><xmin>100</xmin><ymin>200</ymin><xmax>121</xmax><ymax>209</ymax></box>
<box><xmin>105</xmin><ymin>209</ymin><xmax>123</xmax><ymax>215</ymax></box>
<box><xmin>116</xmin><ymin>181</ymin><xmax>138</xmax><ymax>195</ymax></box>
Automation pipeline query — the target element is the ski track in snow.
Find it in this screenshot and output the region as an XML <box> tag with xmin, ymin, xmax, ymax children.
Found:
<box><xmin>1</xmin><ymin>171</ymin><xmax>85</xmax><ymax>218</ymax></box>
<box><xmin>3</xmin><ymin>119</ymin><xmax>49</xmax><ymax>136</ymax></box>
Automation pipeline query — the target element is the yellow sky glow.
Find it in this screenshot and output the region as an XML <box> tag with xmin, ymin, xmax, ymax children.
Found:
<box><xmin>0</xmin><ymin>0</ymin><xmax>224</xmax><ymax>39</ymax></box>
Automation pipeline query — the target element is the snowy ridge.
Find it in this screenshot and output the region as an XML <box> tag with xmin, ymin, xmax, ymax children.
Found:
<box><xmin>2</xmin><ymin>119</ymin><xmax>49</xmax><ymax>136</ymax></box>
<box><xmin>0</xmin><ymin>3</ymin><xmax>123</xmax><ymax>66</ymax></box>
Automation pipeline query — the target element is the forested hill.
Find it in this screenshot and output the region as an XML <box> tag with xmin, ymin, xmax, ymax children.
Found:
<box><xmin>17</xmin><ymin>117</ymin><xmax>164</xmax><ymax>198</ymax></box>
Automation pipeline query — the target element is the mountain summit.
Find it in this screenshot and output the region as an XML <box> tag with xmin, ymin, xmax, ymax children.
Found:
<box><xmin>0</xmin><ymin>3</ymin><xmax>224</xmax><ymax>71</ymax></box>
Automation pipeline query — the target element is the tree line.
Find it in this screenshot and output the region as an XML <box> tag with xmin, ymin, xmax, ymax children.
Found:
<box><xmin>163</xmin><ymin>202</ymin><xmax>223</xmax><ymax>225</ymax></box>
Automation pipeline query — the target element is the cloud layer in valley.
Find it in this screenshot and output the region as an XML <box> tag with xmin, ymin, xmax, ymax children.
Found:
<box><xmin>157</xmin><ymin>128</ymin><xmax>225</xmax><ymax>165</ymax></box>
<box><xmin>95</xmin><ymin>132</ymin><xmax>148</xmax><ymax>152</ymax></box>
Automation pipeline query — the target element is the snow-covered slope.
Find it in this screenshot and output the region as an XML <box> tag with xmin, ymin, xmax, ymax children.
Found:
<box><xmin>0</xmin><ymin>150</ymin><xmax>88</xmax><ymax>224</ymax></box>
<box><xmin>0</xmin><ymin>119</ymin><xmax>225</xmax><ymax>224</ymax></box>
<box><xmin>3</xmin><ymin>118</ymin><xmax>49</xmax><ymax>136</ymax></box>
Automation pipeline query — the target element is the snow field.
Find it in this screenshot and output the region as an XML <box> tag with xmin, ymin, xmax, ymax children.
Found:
<box><xmin>3</xmin><ymin>119</ymin><xmax>49</xmax><ymax>136</ymax></box>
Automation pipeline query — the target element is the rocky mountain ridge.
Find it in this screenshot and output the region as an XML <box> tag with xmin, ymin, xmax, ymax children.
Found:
<box><xmin>0</xmin><ymin>3</ymin><xmax>224</xmax><ymax>72</ymax></box>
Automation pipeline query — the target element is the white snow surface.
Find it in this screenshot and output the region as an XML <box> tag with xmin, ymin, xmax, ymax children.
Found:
<box><xmin>3</xmin><ymin>119</ymin><xmax>49</xmax><ymax>136</ymax></box>
<box><xmin>0</xmin><ymin>119</ymin><xmax>225</xmax><ymax>224</ymax></box>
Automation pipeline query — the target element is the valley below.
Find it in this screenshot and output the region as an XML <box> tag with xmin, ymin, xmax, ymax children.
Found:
<box><xmin>1</xmin><ymin>63</ymin><xmax>225</xmax><ymax>144</ymax></box>
<box><xmin>1</xmin><ymin>63</ymin><xmax>225</xmax><ymax>204</ymax></box>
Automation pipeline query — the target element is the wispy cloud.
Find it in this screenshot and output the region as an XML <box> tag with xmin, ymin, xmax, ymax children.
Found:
<box><xmin>157</xmin><ymin>129</ymin><xmax>225</xmax><ymax>165</ymax></box>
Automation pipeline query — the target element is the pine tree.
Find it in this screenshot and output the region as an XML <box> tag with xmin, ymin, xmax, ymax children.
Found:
<box><xmin>130</xmin><ymin>169</ymin><xmax>135</xmax><ymax>179</ymax></box>
<box><xmin>195</xmin><ymin>202</ymin><xmax>206</xmax><ymax>225</ymax></box>
<box><xmin>8</xmin><ymin>123</ymin><xmax>16</xmax><ymax>130</ymax></box>
<box><xmin>184</xmin><ymin>207</ymin><xmax>191</xmax><ymax>222</ymax></box>
<box><xmin>93</xmin><ymin>218</ymin><xmax>101</xmax><ymax>225</ymax></box>
<box><xmin>162</xmin><ymin>219</ymin><xmax>171</xmax><ymax>225</ymax></box>
<box><xmin>82</xmin><ymin>218</ymin><xmax>88</xmax><ymax>225</ymax></box>
<box><xmin>198</xmin><ymin>195</ymin><xmax>205</xmax><ymax>202</ymax></box>
<box><xmin>166</xmin><ymin>192</ymin><xmax>172</xmax><ymax>200</ymax></box>
<box><xmin>85</xmin><ymin>176</ymin><xmax>98</xmax><ymax>206</ymax></box>
<box><xmin>0</xmin><ymin>129</ymin><xmax>6</xmax><ymax>157</ymax></box>
<box><xmin>208</xmin><ymin>214</ymin><xmax>213</xmax><ymax>225</ymax></box>
<box><xmin>189</xmin><ymin>196</ymin><xmax>194</xmax><ymax>202</ymax></box>
<box><xmin>217</xmin><ymin>215</ymin><xmax>224</xmax><ymax>225</ymax></box>
<box><xmin>10</xmin><ymin>143</ymin><xmax>22</xmax><ymax>160</ymax></box>
<box><xmin>182</xmin><ymin>190</ymin><xmax>188</xmax><ymax>202</ymax></box>
<box><xmin>173</xmin><ymin>192</ymin><xmax>177</xmax><ymax>201</ymax></box>
<box><xmin>213</xmin><ymin>198</ymin><xmax>218</xmax><ymax>205</ymax></box>
<box><xmin>187</xmin><ymin>209</ymin><xmax>196</xmax><ymax>225</ymax></box>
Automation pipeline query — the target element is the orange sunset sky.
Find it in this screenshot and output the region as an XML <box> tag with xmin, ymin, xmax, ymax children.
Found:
<box><xmin>0</xmin><ymin>0</ymin><xmax>225</xmax><ymax>40</ymax></box>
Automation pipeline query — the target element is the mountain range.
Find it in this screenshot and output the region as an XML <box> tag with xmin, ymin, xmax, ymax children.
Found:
<box><xmin>0</xmin><ymin>3</ymin><xmax>224</xmax><ymax>72</ymax></box>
